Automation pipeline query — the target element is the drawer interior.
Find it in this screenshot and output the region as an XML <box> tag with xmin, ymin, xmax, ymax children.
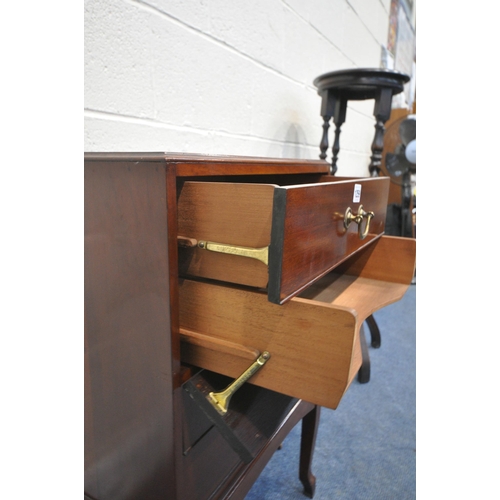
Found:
<box><xmin>179</xmin><ymin>235</ymin><xmax>415</xmax><ymax>410</ymax></box>
<box><xmin>298</xmin><ymin>234</ymin><xmax>415</xmax><ymax>317</ymax></box>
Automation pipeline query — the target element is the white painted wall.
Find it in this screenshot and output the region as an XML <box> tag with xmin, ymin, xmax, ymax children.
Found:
<box><xmin>85</xmin><ymin>0</ymin><xmax>410</xmax><ymax>176</ymax></box>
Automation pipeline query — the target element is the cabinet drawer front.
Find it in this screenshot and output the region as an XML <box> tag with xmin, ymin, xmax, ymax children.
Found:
<box><xmin>269</xmin><ymin>177</ymin><xmax>389</xmax><ymax>304</ymax></box>
<box><xmin>178</xmin><ymin>177</ymin><xmax>389</xmax><ymax>304</ymax></box>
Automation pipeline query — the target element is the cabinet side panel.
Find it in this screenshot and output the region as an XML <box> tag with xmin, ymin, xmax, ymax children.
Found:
<box><xmin>84</xmin><ymin>160</ymin><xmax>175</xmax><ymax>500</ymax></box>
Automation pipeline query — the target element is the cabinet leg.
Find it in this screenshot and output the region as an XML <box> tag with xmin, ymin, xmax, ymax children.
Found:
<box><xmin>299</xmin><ymin>405</ymin><xmax>321</xmax><ymax>498</ymax></box>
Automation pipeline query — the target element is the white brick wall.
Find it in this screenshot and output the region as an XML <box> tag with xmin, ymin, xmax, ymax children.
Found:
<box><xmin>85</xmin><ymin>0</ymin><xmax>405</xmax><ymax>176</ymax></box>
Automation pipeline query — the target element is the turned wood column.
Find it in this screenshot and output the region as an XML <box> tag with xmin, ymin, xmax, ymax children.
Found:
<box><xmin>318</xmin><ymin>89</ymin><xmax>333</xmax><ymax>170</ymax></box>
<box><xmin>369</xmin><ymin>87</ymin><xmax>393</xmax><ymax>177</ymax></box>
<box><xmin>313</xmin><ymin>68</ymin><xmax>410</xmax><ymax>176</ymax></box>
<box><xmin>317</xmin><ymin>88</ymin><xmax>348</xmax><ymax>175</ymax></box>
<box><xmin>330</xmin><ymin>97</ymin><xmax>347</xmax><ymax>176</ymax></box>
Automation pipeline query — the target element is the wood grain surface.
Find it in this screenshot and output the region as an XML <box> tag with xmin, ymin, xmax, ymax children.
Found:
<box><xmin>178</xmin><ymin>181</ymin><xmax>275</xmax><ymax>288</ymax></box>
<box><xmin>179</xmin><ymin>278</ymin><xmax>359</xmax><ymax>410</ymax></box>
<box><xmin>270</xmin><ymin>176</ymin><xmax>390</xmax><ymax>303</ymax></box>
<box><xmin>179</xmin><ymin>234</ymin><xmax>416</xmax><ymax>410</ymax></box>
<box><xmin>178</xmin><ymin>177</ymin><xmax>390</xmax><ymax>305</ymax></box>
<box><xmin>85</xmin><ymin>160</ymin><xmax>176</xmax><ymax>499</ymax></box>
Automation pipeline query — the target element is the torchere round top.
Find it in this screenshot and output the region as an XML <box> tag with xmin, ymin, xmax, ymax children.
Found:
<box><xmin>313</xmin><ymin>68</ymin><xmax>410</xmax><ymax>100</ymax></box>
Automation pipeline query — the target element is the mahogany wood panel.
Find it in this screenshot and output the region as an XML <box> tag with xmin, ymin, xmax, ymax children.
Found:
<box><xmin>172</xmin><ymin>155</ymin><xmax>329</xmax><ymax>177</ymax></box>
<box><xmin>208</xmin><ymin>400</ymin><xmax>317</xmax><ymax>500</ymax></box>
<box><xmin>179</xmin><ymin>278</ymin><xmax>359</xmax><ymax>410</ymax></box>
<box><xmin>183</xmin><ymin>371</ymin><xmax>299</xmax><ymax>464</ymax></box>
<box><xmin>270</xmin><ymin>177</ymin><xmax>389</xmax><ymax>303</ymax></box>
<box><xmin>179</xmin><ymin>379</ymin><xmax>242</xmax><ymax>500</ymax></box>
<box><xmin>166</xmin><ymin>165</ymin><xmax>183</xmax><ymax>388</ymax></box>
<box><xmin>179</xmin><ymin>370</ymin><xmax>319</xmax><ymax>500</ymax></box>
<box><xmin>84</xmin><ymin>152</ymin><xmax>409</xmax><ymax>500</ymax></box>
<box><xmin>299</xmin><ymin>405</ymin><xmax>321</xmax><ymax>498</ymax></box>
<box><xmin>83</xmin><ymin>152</ymin><xmax>329</xmax><ymax>178</ymax></box>
<box><xmin>84</xmin><ymin>160</ymin><xmax>176</xmax><ymax>500</ymax></box>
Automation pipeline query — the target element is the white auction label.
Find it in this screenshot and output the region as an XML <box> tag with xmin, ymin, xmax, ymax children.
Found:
<box><xmin>353</xmin><ymin>184</ymin><xmax>362</xmax><ymax>202</ymax></box>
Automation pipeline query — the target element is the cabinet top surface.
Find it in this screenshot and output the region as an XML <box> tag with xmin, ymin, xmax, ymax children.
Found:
<box><xmin>84</xmin><ymin>152</ymin><xmax>331</xmax><ymax>176</ymax></box>
<box><xmin>84</xmin><ymin>152</ymin><xmax>326</xmax><ymax>166</ymax></box>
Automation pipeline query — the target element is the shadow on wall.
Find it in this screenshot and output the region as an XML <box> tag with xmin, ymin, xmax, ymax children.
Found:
<box><xmin>268</xmin><ymin>123</ymin><xmax>308</xmax><ymax>159</ymax></box>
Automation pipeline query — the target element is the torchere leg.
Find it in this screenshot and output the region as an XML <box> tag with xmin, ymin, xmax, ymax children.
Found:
<box><xmin>299</xmin><ymin>405</ymin><xmax>321</xmax><ymax>498</ymax></box>
<box><xmin>357</xmin><ymin>324</ymin><xmax>371</xmax><ymax>384</ymax></box>
<box><xmin>366</xmin><ymin>314</ymin><xmax>381</xmax><ymax>348</ymax></box>
<box><xmin>319</xmin><ymin>115</ymin><xmax>331</xmax><ymax>160</ymax></box>
<box><xmin>369</xmin><ymin>87</ymin><xmax>393</xmax><ymax>177</ymax></box>
<box><xmin>330</xmin><ymin>98</ymin><xmax>347</xmax><ymax>175</ymax></box>
<box><xmin>318</xmin><ymin>89</ymin><xmax>335</xmax><ymax>167</ymax></box>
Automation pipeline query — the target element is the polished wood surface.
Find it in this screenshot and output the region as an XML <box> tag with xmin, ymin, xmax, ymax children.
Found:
<box><xmin>178</xmin><ymin>176</ymin><xmax>390</xmax><ymax>305</ymax></box>
<box><xmin>183</xmin><ymin>371</ymin><xmax>300</xmax><ymax>464</ymax></box>
<box><xmin>179</xmin><ymin>277</ymin><xmax>358</xmax><ymax>409</ymax></box>
<box><xmin>180</xmin><ymin>328</ymin><xmax>260</xmax><ymax>361</ymax></box>
<box><xmin>206</xmin><ymin>399</ymin><xmax>317</xmax><ymax>500</ymax></box>
<box><xmin>85</xmin><ymin>153</ymin><xmax>325</xmax><ymax>500</ymax></box>
<box><xmin>179</xmin><ymin>234</ymin><xmax>415</xmax><ymax>409</ymax></box>
<box><xmin>85</xmin><ymin>152</ymin><xmax>415</xmax><ymax>499</ymax></box>
<box><xmin>300</xmin><ymin>405</ymin><xmax>321</xmax><ymax>498</ymax></box>
<box><xmin>85</xmin><ymin>160</ymin><xmax>176</xmax><ymax>499</ymax></box>
<box><xmin>178</xmin><ymin>377</ymin><xmax>317</xmax><ymax>500</ymax></box>
<box><xmin>172</xmin><ymin>154</ymin><xmax>329</xmax><ymax>177</ymax></box>
<box><xmin>270</xmin><ymin>176</ymin><xmax>390</xmax><ymax>303</ymax></box>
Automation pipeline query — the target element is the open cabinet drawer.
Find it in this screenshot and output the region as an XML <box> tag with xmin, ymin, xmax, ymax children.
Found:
<box><xmin>179</xmin><ymin>235</ymin><xmax>416</xmax><ymax>410</ymax></box>
<box><xmin>178</xmin><ymin>176</ymin><xmax>389</xmax><ymax>304</ymax></box>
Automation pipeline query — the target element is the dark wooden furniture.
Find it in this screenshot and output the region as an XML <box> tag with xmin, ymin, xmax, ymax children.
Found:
<box><xmin>313</xmin><ymin>69</ymin><xmax>410</xmax><ymax>379</ymax></box>
<box><xmin>313</xmin><ymin>68</ymin><xmax>410</xmax><ymax>176</ymax></box>
<box><xmin>85</xmin><ymin>153</ymin><xmax>415</xmax><ymax>500</ymax></box>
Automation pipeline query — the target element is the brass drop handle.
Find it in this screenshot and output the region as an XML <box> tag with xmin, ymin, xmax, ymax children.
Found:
<box><xmin>207</xmin><ymin>352</ymin><xmax>271</xmax><ymax>414</ymax></box>
<box><xmin>344</xmin><ymin>205</ymin><xmax>375</xmax><ymax>240</ymax></box>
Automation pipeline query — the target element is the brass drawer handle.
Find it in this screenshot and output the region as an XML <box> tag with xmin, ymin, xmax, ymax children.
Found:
<box><xmin>198</xmin><ymin>240</ymin><xmax>269</xmax><ymax>265</ymax></box>
<box><xmin>208</xmin><ymin>352</ymin><xmax>271</xmax><ymax>414</ymax></box>
<box><xmin>344</xmin><ymin>205</ymin><xmax>374</xmax><ymax>240</ymax></box>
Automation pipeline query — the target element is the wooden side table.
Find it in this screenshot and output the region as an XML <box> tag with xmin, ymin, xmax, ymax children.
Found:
<box><xmin>313</xmin><ymin>68</ymin><xmax>410</xmax><ymax>176</ymax></box>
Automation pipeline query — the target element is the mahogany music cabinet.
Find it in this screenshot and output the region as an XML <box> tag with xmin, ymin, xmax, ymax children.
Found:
<box><xmin>84</xmin><ymin>153</ymin><xmax>415</xmax><ymax>500</ymax></box>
